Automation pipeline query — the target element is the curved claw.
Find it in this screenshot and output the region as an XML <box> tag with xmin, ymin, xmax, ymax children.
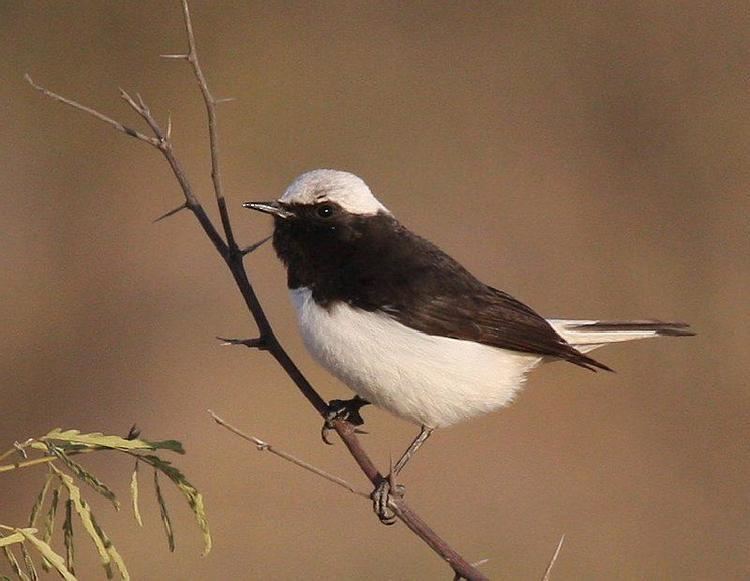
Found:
<box><xmin>321</xmin><ymin>423</ymin><xmax>336</xmax><ymax>446</ymax></box>
<box><xmin>371</xmin><ymin>479</ymin><xmax>405</xmax><ymax>525</ymax></box>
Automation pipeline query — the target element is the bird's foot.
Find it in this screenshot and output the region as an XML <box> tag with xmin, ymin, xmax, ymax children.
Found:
<box><xmin>371</xmin><ymin>476</ymin><xmax>405</xmax><ymax>525</ymax></box>
<box><xmin>320</xmin><ymin>396</ymin><xmax>370</xmax><ymax>445</ymax></box>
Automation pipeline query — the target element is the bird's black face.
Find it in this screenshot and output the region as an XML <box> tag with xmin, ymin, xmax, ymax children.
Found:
<box><xmin>244</xmin><ymin>199</ymin><xmax>396</xmax><ymax>292</ymax></box>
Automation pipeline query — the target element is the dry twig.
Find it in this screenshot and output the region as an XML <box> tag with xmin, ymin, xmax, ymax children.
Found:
<box><xmin>209</xmin><ymin>411</ymin><xmax>369</xmax><ymax>499</ymax></box>
<box><xmin>540</xmin><ymin>535</ymin><xmax>566</xmax><ymax>581</ymax></box>
<box><xmin>26</xmin><ymin>2</ymin><xmax>489</xmax><ymax>579</ymax></box>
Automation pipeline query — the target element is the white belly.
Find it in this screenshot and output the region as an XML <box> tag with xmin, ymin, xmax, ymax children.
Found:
<box><xmin>290</xmin><ymin>287</ymin><xmax>541</xmax><ymax>428</ymax></box>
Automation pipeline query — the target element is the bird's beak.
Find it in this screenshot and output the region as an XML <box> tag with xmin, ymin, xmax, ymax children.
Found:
<box><xmin>242</xmin><ymin>200</ymin><xmax>294</xmax><ymax>219</ymax></box>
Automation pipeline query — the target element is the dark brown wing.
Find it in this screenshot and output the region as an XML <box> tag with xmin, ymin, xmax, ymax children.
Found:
<box><xmin>390</xmin><ymin>285</ymin><xmax>612</xmax><ymax>371</ymax></box>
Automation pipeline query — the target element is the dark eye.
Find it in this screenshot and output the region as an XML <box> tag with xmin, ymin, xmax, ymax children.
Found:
<box><xmin>316</xmin><ymin>204</ymin><xmax>335</xmax><ymax>218</ymax></box>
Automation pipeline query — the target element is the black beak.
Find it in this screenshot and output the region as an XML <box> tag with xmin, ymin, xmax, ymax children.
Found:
<box><xmin>242</xmin><ymin>200</ymin><xmax>294</xmax><ymax>219</ymax></box>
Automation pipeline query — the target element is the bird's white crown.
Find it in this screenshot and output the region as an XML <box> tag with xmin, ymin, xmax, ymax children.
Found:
<box><xmin>280</xmin><ymin>169</ymin><xmax>389</xmax><ymax>215</ymax></box>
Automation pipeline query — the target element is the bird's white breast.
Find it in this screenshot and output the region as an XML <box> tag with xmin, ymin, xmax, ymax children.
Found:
<box><xmin>290</xmin><ymin>287</ymin><xmax>541</xmax><ymax>428</ymax></box>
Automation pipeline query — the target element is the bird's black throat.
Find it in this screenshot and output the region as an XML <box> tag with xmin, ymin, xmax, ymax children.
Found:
<box><xmin>273</xmin><ymin>206</ymin><xmax>443</xmax><ymax>310</ymax></box>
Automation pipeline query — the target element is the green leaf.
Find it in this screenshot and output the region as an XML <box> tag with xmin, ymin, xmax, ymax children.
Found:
<box><xmin>41</xmin><ymin>429</ymin><xmax>183</xmax><ymax>453</ymax></box>
<box><xmin>42</xmin><ymin>486</ymin><xmax>61</xmax><ymax>543</ymax></box>
<box><xmin>19</xmin><ymin>542</ymin><xmax>38</xmax><ymax>581</ymax></box>
<box><xmin>40</xmin><ymin>485</ymin><xmax>61</xmax><ymax>572</ymax></box>
<box><xmin>130</xmin><ymin>461</ymin><xmax>143</xmax><ymax>527</ymax></box>
<box><xmin>141</xmin><ymin>455</ymin><xmax>211</xmax><ymax>555</ymax></box>
<box><xmin>153</xmin><ymin>470</ymin><xmax>175</xmax><ymax>552</ymax></box>
<box><xmin>0</xmin><ymin>532</ymin><xmax>24</xmax><ymax>548</ymax></box>
<box><xmin>28</xmin><ymin>473</ymin><xmax>53</xmax><ymax>528</ymax></box>
<box><xmin>89</xmin><ymin>514</ymin><xmax>129</xmax><ymax>581</ymax></box>
<box><xmin>50</xmin><ymin>465</ymin><xmax>111</xmax><ymax>574</ymax></box>
<box><xmin>46</xmin><ymin>444</ymin><xmax>119</xmax><ymax>510</ymax></box>
<box><xmin>1</xmin><ymin>541</ymin><xmax>29</xmax><ymax>581</ymax></box>
<box><xmin>142</xmin><ymin>440</ymin><xmax>185</xmax><ymax>454</ymax></box>
<box><xmin>16</xmin><ymin>528</ymin><xmax>76</xmax><ymax>581</ymax></box>
<box><xmin>62</xmin><ymin>500</ymin><xmax>74</xmax><ymax>575</ymax></box>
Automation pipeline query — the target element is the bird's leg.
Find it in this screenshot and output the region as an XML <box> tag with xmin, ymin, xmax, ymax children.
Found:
<box><xmin>372</xmin><ymin>425</ymin><xmax>434</xmax><ymax>525</ymax></box>
<box><xmin>393</xmin><ymin>425</ymin><xmax>434</xmax><ymax>476</ymax></box>
<box><xmin>320</xmin><ymin>395</ymin><xmax>370</xmax><ymax>445</ymax></box>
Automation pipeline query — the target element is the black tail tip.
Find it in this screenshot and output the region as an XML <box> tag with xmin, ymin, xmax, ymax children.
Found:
<box><xmin>572</xmin><ymin>320</ymin><xmax>696</xmax><ymax>338</ymax></box>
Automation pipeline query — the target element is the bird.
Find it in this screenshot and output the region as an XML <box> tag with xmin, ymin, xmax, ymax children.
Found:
<box><xmin>244</xmin><ymin>169</ymin><xmax>694</xmax><ymax>522</ymax></box>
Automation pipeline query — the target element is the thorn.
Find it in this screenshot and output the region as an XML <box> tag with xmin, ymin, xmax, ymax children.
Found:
<box><xmin>153</xmin><ymin>202</ymin><xmax>188</xmax><ymax>223</ymax></box>
<box><xmin>166</xmin><ymin>112</ymin><xmax>172</xmax><ymax>141</ymax></box>
<box><xmin>160</xmin><ymin>53</ymin><xmax>190</xmax><ymax>60</ymax></box>
<box><xmin>214</xmin><ymin>97</ymin><xmax>236</xmax><ymax>104</ymax></box>
<box><xmin>216</xmin><ymin>336</ymin><xmax>267</xmax><ymax>350</ymax></box>
<box><xmin>241</xmin><ymin>234</ymin><xmax>272</xmax><ymax>256</ymax></box>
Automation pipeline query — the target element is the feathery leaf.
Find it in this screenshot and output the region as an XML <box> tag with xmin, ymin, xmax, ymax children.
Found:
<box><xmin>19</xmin><ymin>542</ymin><xmax>38</xmax><ymax>581</ymax></box>
<box><xmin>0</xmin><ymin>532</ymin><xmax>24</xmax><ymax>548</ymax></box>
<box><xmin>40</xmin><ymin>485</ymin><xmax>61</xmax><ymax>572</ymax></box>
<box><xmin>142</xmin><ymin>455</ymin><xmax>211</xmax><ymax>555</ymax></box>
<box><xmin>62</xmin><ymin>500</ymin><xmax>74</xmax><ymax>575</ymax></box>
<box><xmin>46</xmin><ymin>444</ymin><xmax>119</xmax><ymax>510</ymax></box>
<box><xmin>153</xmin><ymin>470</ymin><xmax>175</xmax><ymax>552</ymax></box>
<box><xmin>1</xmin><ymin>540</ymin><xmax>28</xmax><ymax>581</ymax></box>
<box><xmin>40</xmin><ymin>429</ymin><xmax>184</xmax><ymax>454</ymax></box>
<box><xmin>130</xmin><ymin>460</ymin><xmax>143</xmax><ymax>527</ymax></box>
<box><xmin>16</xmin><ymin>528</ymin><xmax>76</xmax><ymax>581</ymax></box>
<box><xmin>50</xmin><ymin>465</ymin><xmax>111</xmax><ymax>574</ymax></box>
<box><xmin>90</xmin><ymin>513</ymin><xmax>129</xmax><ymax>581</ymax></box>
<box><xmin>28</xmin><ymin>473</ymin><xmax>54</xmax><ymax>528</ymax></box>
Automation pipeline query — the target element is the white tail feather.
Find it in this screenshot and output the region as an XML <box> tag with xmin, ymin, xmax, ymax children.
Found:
<box><xmin>547</xmin><ymin>319</ymin><xmax>693</xmax><ymax>354</ymax></box>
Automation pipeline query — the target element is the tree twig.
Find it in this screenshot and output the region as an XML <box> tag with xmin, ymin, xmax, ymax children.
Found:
<box><xmin>209</xmin><ymin>410</ymin><xmax>369</xmax><ymax>499</ymax></box>
<box><xmin>540</xmin><ymin>535</ymin><xmax>565</xmax><ymax>581</ymax></box>
<box><xmin>173</xmin><ymin>0</ymin><xmax>236</xmax><ymax>251</ymax></box>
<box><xmin>25</xmin><ymin>74</ymin><xmax>157</xmax><ymax>146</ymax></box>
<box><xmin>26</xmin><ymin>4</ymin><xmax>489</xmax><ymax>579</ymax></box>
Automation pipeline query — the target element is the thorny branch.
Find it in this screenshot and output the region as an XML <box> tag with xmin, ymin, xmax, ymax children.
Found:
<box><xmin>25</xmin><ymin>2</ymin><xmax>498</xmax><ymax>579</ymax></box>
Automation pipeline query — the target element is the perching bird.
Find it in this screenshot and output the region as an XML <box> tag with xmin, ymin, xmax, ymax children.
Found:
<box><xmin>244</xmin><ymin>169</ymin><xmax>693</xmax><ymax>522</ymax></box>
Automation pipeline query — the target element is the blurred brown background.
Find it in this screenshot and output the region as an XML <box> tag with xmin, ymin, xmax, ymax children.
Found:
<box><xmin>2</xmin><ymin>1</ymin><xmax>748</xmax><ymax>579</ymax></box>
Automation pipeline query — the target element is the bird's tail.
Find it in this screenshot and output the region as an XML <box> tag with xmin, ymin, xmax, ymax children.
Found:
<box><xmin>547</xmin><ymin>319</ymin><xmax>695</xmax><ymax>354</ymax></box>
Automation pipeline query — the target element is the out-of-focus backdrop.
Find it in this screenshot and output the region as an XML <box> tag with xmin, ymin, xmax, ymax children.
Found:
<box><xmin>2</xmin><ymin>2</ymin><xmax>748</xmax><ymax>579</ymax></box>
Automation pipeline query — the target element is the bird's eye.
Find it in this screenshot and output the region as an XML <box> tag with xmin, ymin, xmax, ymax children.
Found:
<box><xmin>316</xmin><ymin>204</ymin><xmax>335</xmax><ymax>218</ymax></box>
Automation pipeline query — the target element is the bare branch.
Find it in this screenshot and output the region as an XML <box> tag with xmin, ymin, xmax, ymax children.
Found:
<box><xmin>175</xmin><ymin>0</ymin><xmax>237</xmax><ymax>251</ymax></box>
<box><xmin>25</xmin><ymin>75</ymin><xmax>157</xmax><ymax>145</ymax></box>
<box><xmin>209</xmin><ymin>411</ymin><xmax>369</xmax><ymax>499</ymax></box>
<box><xmin>541</xmin><ymin>535</ymin><xmax>566</xmax><ymax>581</ymax></box>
